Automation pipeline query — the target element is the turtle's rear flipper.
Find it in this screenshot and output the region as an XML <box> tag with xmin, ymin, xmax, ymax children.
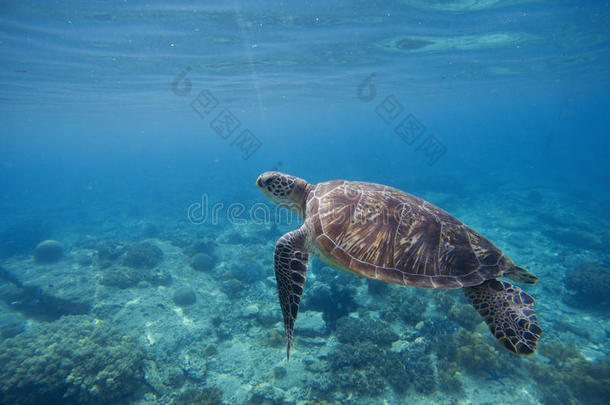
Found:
<box><xmin>274</xmin><ymin>226</ymin><xmax>309</xmax><ymax>361</ymax></box>
<box><xmin>464</xmin><ymin>279</ymin><xmax>542</xmax><ymax>355</ymax></box>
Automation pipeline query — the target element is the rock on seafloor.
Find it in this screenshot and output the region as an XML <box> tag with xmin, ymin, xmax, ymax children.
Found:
<box><xmin>295</xmin><ymin>311</ymin><xmax>328</xmax><ymax>337</ymax></box>
<box><xmin>33</xmin><ymin>239</ymin><xmax>63</xmax><ymax>264</ymax></box>
<box><xmin>172</xmin><ymin>286</ymin><xmax>197</xmax><ymax>307</ymax></box>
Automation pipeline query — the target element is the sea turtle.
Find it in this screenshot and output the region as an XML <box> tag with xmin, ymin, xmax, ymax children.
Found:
<box><xmin>256</xmin><ymin>172</ymin><xmax>542</xmax><ymax>359</ymax></box>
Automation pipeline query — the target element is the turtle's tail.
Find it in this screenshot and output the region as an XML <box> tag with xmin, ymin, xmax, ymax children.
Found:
<box><xmin>505</xmin><ymin>266</ymin><xmax>538</xmax><ymax>285</ymax></box>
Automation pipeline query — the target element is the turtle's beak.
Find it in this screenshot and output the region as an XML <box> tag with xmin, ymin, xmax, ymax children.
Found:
<box><xmin>256</xmin><ymin>176</ymin><xmax>263</xmax><ymax>188</ymax></box>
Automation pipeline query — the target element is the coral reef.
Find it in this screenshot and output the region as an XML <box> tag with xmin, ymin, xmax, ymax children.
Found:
<box><xmin>172</xmin><ymin>387</ymin><xmax>222</xmax><ymax>405</ymax></box>
<box><xmin>203</xmin><ymin>343</ymin><xmax>218</xmax><ymax>357</ymax></box>
<box><xmin>264</xmin><ymin>328</ymin><xmax>285</xmax><ymax>348</ymax></box>
<box><xmin>327</xmin><ymin>335</ymin><xmax>438</xmax><ymax>397</ymax></box>
<box><xmin>33</xmin><ymin>239</ymin><xmax>63</xmax><ymax>264</ymax></box>
<box><xmin>447</xmin><ymin>328</ymin><xmax>499</xmax><ymax>375</ymax></box>
<box><xmin>121</xmin><ymin>242</ymin><xmax>163</xmax><ymax>269</ymax></box>
<box><xmin>366</xmin><ymin>278</ymin><xmax>392</xmax><ymax>296</ymax></box>
<box><xmin>220</xmin><ymin>277</ymin><xmax>244</xmax><ymax>297</ymax></box>
<box><xmin>191</xmin><ymin>253</ymin><xmax>216</xmax><ymax>272</ymax></box>
<box><xmin>433</xmin><ymin>290</ymin><xmax>457</xmax><ymax>313</ymax></box>
<box><xmin>273</xmin><ymin>365</ymin><xmax>287</xmax><ymax>379</ymax></box>
<box><xmin>328</xmin><ymin>341</ymin><xmax>382</xmax><ymax>369</ymax></box>
<box><xmin>212</xmin><ymin>317</ymin><xmax>233</xmax><ymax>341</ymax></box>
<box><xmin>227</xmin><ymin>262</ymin><xmax>265</xmax><ymax>284</ymax></box>
<box><xmin>77</xmin><ymin>252</ymin><xmax>94</xmax><ymax>266</ymax></box>
<box><xmin>335</xmin><ymin>315</ymin><xmax>398</xmax><ymax>346</ymax></box>
<box><xmin>172</xmin><ymin>286</ymin><xmax>196</xmax><ymax>307</ymax></box>
<box><xmin>177</xmin><ymin>344</ymin><xmax>213</xmax><ymax>383</ymax></box>
<box><xmin>142</xmin><ymin>360</ymin><xmax>186</xmax><ymax>396</ymax></box>
<box><xmin>224</xmin><ymin>245</ymin><xmax>266</xmax><ymax>283</ymax></box>
<box><xmin>437</xmin><ymin>362</ymin><xmax>463</xmax><ymax>395</ymax></box>
<box><xmin>295</xmin><ymin>311</ymin><xmax>328</xmax><ymax>337</ymax></box>
<box><xmin>564</xmin><ymin>262</ymin><xmax>610</xmax><ymax>310</ymax></box>
<box><xmin>301</xmin><ymin>266</ymin><xmax>359</xmax><ymax>327</ymax></box>
<box><xmin>327</xmin><ymin>343</ymin><xmax>387</xmax><ymax>397</ymax></box>
<box><xmin>100</xmin><ymin>266</ymin><xmax>171</xmax><ymax>289</ymax></box>
<box><xmin>432</xmin><ymin>325</ymin><xmax>502</xmax><ymax>397</ymax></box>
<box><xmin>447</xmin><ymin>303</ymin><xmax>482</xmax><ymax>331</ymax></box>
<box><xmin>382</xmin><ymin>287</ymin><xmax>428</xmax><ymax>325</ymax></box>
<box><xmin>409</xmin><ymin>356</ymin><xmax>436</xmax><ymax>394</ymax></box>
<box><xmin>95</xmin><ymin>240</ymin><xmax>125</xmax><ymax>268</ymax></box>
<box><xmin>224</xmin><ymin>230</ymin><xmax>249</xmax><ymax>244</ymax></box>
<box><xmin>530</xmin><ymin>340</ymin><xmax>610</xmax><ymax>405</ymax></box>
<box><xmin>1</xmin><ymin>187</ymin><xmax>605</xmax><ymax>405</ymax></box>
<box><xmin>253</xmin><ymin>306</ymin><xmax>277</xmax><ymax>327</ymax></box>
<box><xmin>382</xmin><ymin>351</ymin><xmax>410</xmax><ymax>394</ymax></box>
<box><xmin>0</xmin><ymin>315</ymin><xmax>143</xmax><ymax>405</ymax></box>
<box><xmin>247</xmin><ymin>382</ymin><xmax>290</xmax><ymax>405</ymax></box>
<box><xmin>323</xmin><ymin>312</ymin><xmax>444</xmax><ymax>398</ymax></box>
<box><xmin>567</xmin><ymin>356</ymin><xmax>610</xmax><ymax>404</ymax></box>
<box><xmin>183</xmin><ymin>239</ymin><xmax>217</xmax><ymax>257</ymax></box>
<box><xmin>416</xmin><ymin>318</ymin><xmax>459</xmax><ymax>339</ymax></box>
<box><xmin>539</xmin><ymin>339</ymin><xmax>582</xmax><ymax>369</ymax></box>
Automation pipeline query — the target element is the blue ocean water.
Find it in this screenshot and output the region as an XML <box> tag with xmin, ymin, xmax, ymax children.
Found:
<box><xmin>0</xmin><ymin>1</ymin><xmax>609</xmax><ymax>404</ymax></box>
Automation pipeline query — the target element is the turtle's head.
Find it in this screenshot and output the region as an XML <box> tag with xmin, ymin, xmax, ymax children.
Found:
<box><xmin>256</xmin><ymin>171</ymin><xmax>311</xmax><ymax>214</ymax></box>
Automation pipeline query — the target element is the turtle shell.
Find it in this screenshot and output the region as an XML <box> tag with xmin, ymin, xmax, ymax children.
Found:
<box><xmin>306</xmin><ymin>180</ymin><xmax>512</xmax><ymax>289</ymax></box>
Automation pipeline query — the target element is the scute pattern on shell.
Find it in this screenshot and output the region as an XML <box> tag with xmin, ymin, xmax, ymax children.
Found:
<box><xmin>307</xmin><ymin>180</ymin><xmax>508</xmax><ymax>289</ymax></box>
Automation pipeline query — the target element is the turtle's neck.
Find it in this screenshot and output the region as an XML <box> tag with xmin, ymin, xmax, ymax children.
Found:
<box><xmin>289</xmin><ymin>179</ymin><xmax>314</xmax><ymax>218</ymax></box>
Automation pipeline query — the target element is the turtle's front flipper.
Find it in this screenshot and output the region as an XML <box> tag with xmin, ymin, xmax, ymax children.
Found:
<box><xmin>465</xmin><ymin>279</ymin><xmax>542</xmax><ymax>355</ymax></box>
<box><xmin>274</xmin><ymin>226</ymin><xmax>309</xmax><ymax>360</ymax></box>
